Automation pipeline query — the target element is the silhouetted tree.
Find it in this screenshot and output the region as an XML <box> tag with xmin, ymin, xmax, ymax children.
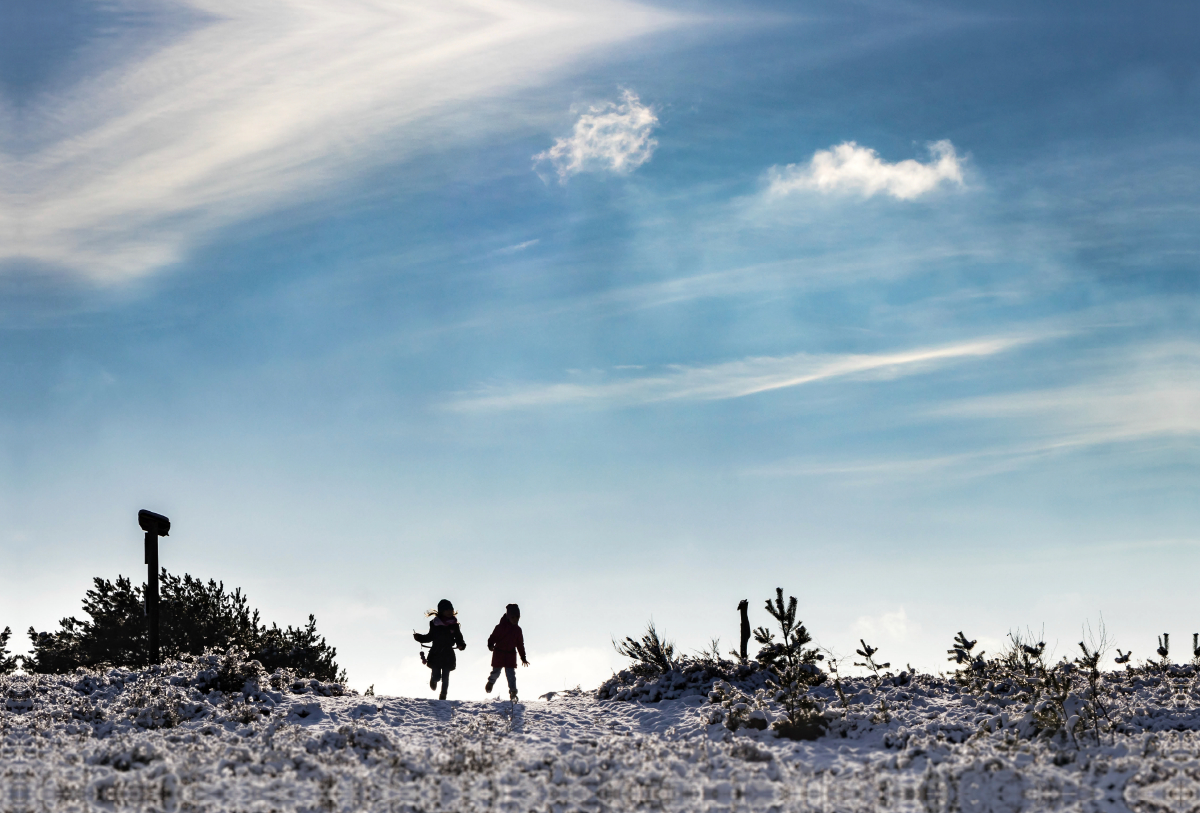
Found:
<box><xmin>0</xmin><ymin>627</ymin><xmax>18</xmax><ymax>674</ymax></box>
<box><xmin>25</xmin><ymin>571</ymin><xmax>344</xmax><ymax>682</ymax></box>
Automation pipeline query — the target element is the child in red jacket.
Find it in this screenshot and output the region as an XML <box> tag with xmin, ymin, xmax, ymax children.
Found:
<box><xmin>486</xmin><ymin>603</ymin><xmax>529</xmax><ymax>700</ymax></box>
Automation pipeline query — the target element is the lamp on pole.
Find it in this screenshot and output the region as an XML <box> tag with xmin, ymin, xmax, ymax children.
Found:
<box><xmin>138</xmin><ymin>509</ymin><xmax>171</xmax><ymax>664</ymax></box>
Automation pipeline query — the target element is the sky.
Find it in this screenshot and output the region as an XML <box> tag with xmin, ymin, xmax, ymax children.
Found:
<box><xmin>1</xmin><ymin>0</ymin><xmax>1197</xmax><ymax>699</ymax></box>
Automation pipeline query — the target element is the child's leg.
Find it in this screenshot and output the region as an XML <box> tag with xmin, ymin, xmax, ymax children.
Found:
<box><xmin>439</xmin><ymin>668</ymin><xmax>450</xmax><ymax>700</ymax></box>
<box><xmin>505</xmin><ymin>666</ymin><xmax>517</xmax><ymax>695</ymax></box>
<box><xmin>429</xmin><ymin>668</ymin><xmax>438</xmax><ymax>691</ymax></box>
<box><xmin>486</xmin><ymin>666</ymin><xmax>502</xmax><ymax>691</ymax></box>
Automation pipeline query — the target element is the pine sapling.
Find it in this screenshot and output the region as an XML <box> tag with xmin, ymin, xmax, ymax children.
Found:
<box><xmin>854</xmin><ymin>640</ymin><xmax>890</xmax><ymax>680</ymax></box>
<box><xmin>947</xmin><ymin>631</ymin><xmax>988</xmax><ymax>688</ymax></box>
<box><xmin>947</xmin><ymin>631</ymin><xmax>978</xmax><ymax>664</ymax></box>
<box><xmin>1114</xmin><ymin>649</ymin><xmax>1132</xmax><ymax>667</ymax></box>
<box><xmin>755</xmin><ymin>588</ymin><xmax>826</xmax><ymax>740</ymax></box>
<box><xmin>1192</xmin><ymin>634</ymin><xmax>1200</xmax><ymax>667</ymax></box>
<box><xmin>1157</xmin><ymin>634</ymin><xmax>1170</xmax><ymax>668</ymax></box>
<box><xmin>1075</xmin><ymin>639</ymin><xmax>1113</xmax><ymax>745</ymax></box>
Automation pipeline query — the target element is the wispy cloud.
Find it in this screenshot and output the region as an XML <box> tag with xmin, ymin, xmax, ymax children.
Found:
<box><xmin>449</xmin><ymin>335</ymin><xmax>1035</xmax><ymax>411</ymax></box>
<box><xmin>533</xmin><ymin>90</ymin><xmax>658</xmax><ymax>183</ymax></box>
<box><xmin>749</xmin><ymin>342</ymin><xmax>1200</xmax><ymax>481</ymax></box>
<box><xmin>933</xmin><ymin>343</ymin><xmax>1200</xmax><ymax>447</ymax></box>
<box><xmin>492</xmin><ymin>239</ymin><xmax>540</xmax><ymax>255</ymax></box>
<box><xmin>2</xmin><ymin>0</ymin><xmax>678</xmax><ymax>283</ymax></box>
<box><xmin>767</xmin><ymin>140</ymin><xmax>964</xmax><ymax>200</ymax></box>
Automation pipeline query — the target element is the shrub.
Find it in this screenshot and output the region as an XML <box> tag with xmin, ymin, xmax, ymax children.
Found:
<box><xmin>0</xmin><ymin>627</ymin><xmax>18</xmax><ymax>674</ymax></box>
<box><xmin>24</xmin><ymin>570</ymin><xmax>345</xmax><ymax>682</ymax></box>
<box><xmin>603</xmin><ymin>622</ymin><xmax>764</xmax><ymax>702</ymax></box>
<box><xmin>613</xmin><ymin>622</ymin><xmax>676</xmax><ymax>677</ymax></box>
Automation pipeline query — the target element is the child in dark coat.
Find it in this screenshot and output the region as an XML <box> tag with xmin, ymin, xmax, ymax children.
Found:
<box><xmin>413</xmin><ymin>599</ymin><xmax>466</xmax><ymax>700</ymax></box>
<box><xmin>485</xmin><ymin>603</ymin><xmax>528</xmax><ymax>701</ymax></box>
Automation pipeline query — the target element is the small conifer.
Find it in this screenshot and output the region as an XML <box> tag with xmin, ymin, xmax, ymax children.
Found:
<box><xmin>754</xmin><ymin>588</ymin><xmax>825</xmax><ymax>738</ymax></box>
<box><xmin>0</xmin><ymin>627</ymin><xmax>19</xmax><ymax>674</ymax></box>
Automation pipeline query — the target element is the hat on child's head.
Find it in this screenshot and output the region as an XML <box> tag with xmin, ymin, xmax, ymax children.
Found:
<box><xmin>506</xmin><ymin>603</ymin><xmax>520</xmax><ymax>618</ymax></box>
<box><xmin>438</xmin><ymin>599</ymin><xmax>455</xmax><ymax>615</ymax></box>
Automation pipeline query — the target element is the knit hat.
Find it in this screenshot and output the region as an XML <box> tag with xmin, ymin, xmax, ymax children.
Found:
<box><xmin>506</xmin><ymin>603</ymin><xmax>520</xmax><ymax>619</ymax></box>
<box><xmin>438</xmin><ymin>599</ymin><xmax>455</xmax><ymax>615</ymax></box>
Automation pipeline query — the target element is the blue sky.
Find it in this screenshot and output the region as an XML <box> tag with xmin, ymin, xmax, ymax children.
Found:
<box><xmin>1</xmin><ymin>0</ymin><xmax>1197</xmax><ymax>697</ymax></box>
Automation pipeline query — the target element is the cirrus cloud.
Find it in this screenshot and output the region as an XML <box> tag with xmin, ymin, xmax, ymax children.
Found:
<box><xmin>534</xmin><ymin>89</ymin><xmax>658</xmax><ymax>183</ymax></box>
<box><xmin>767</xmin><ymin>140</ymin><xmax>965</xmax><ymax>200</ymax></box>
<box><xmin>1</xmin><ymin>0</ymin><xmax>679</xmax><ymax>284</ymax></box>
<box><xmin>448</xmin><ymin>334</ymin><xmax>1038</xmax><ymax>412</ymax></box>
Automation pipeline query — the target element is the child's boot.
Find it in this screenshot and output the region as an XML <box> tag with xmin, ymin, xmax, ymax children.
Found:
<box><xmin>485</xmin><ymin>676</ymin><xmax>495</xmax><ymax>693</ymax></box>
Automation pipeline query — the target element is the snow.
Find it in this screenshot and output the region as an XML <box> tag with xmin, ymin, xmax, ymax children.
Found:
<box><xmin>4</xmin><ymin>654</ymin><xmax>1200</xmax><ymax>811</ymax></box>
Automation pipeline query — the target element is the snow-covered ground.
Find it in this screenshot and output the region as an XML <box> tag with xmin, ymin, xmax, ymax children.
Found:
<box><xmin>4</xmin><ymin>655</ymin><xmax>1200</xmax><ymax>811</ymax></box>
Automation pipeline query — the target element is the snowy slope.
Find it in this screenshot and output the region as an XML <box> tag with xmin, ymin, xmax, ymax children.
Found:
<box><xmin>4</xmin><ymin>654</ymin><xmax>1200</xmax><ymax>811</ymax></box>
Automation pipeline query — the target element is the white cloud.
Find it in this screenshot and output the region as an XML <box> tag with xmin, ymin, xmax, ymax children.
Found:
<box><xmin>767</xmin><ymin>140</ymin><xmax>964</xmax><ymax>200</ymax></box>
<box><xmin>449</xmin><ymin>334</ymin><xmax>1036</xmax><ymax>411</ymax></box>
<box><xmin>533</xmin><ymin>90</ymin><xmax>658</xmax><ymax>182</ymax></box>
<box><xmin>1</xmin><ymin>0</ymin><xmax>678</xmax><ymax>283</ymax></box>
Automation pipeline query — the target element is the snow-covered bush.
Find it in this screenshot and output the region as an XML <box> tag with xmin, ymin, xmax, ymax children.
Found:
<box><xmin>24</xmin><ymin>571</ymin><xmax>345</xmax><ymax>682</ymax></box>
<box><xmin>603</xmin><ymin>618</ymin><xmax>774</xmax><ymax>702</ymax></box>
<box><xmin>596</xmin><ymin>656</ymin><xmax>770</xmax><ymax>702</ymax></box>
<box><xmin>602</xmin><ymin>587</ymin><xmax>827</xmax><ymax>743</ymax></box>
<box><xmin>0</xmin><ymin>650</ymin><xmax>349</xmax><ymax>742</ymax></box>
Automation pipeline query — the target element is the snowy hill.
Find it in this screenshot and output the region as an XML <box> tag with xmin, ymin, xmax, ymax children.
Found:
<box><xmin>4</xmin><ymin>653</ymin><xmax>1200</xmax><ymax>811</ymax></box>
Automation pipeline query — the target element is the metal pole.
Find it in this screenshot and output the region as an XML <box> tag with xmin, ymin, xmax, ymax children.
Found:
<box><xmin>137</xmin><ymin>509</ymin><xmax>170</xmax><ymax>667</ymax></box>
<box><xmin>145</xmin><ymin>531</ymin><xmax>160</xmax><ymax>664</ymax></box>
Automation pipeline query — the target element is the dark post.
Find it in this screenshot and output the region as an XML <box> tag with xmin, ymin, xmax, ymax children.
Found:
<box><xmin>138</xmin><ymin>510</ymin><xmax>171</xmax><ymax>665</ymax></box>
<box><xmin>738</xmin><ymin>599</ymin><xmax>750</xmax><ymax>662</ymax></box>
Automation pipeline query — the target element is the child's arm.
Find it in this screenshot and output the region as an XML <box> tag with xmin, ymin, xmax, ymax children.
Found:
<box><xmin>518</xmin><ymin>628</ymin><xmax>528</xmax><ymax>666</ymax></box>
<box><xmin>454</xmin><ymin>625</ymin><xmax>466</xmax><ymax>651</ymax></box>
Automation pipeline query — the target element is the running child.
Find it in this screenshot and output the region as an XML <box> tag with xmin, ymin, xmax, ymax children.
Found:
<box><xmin>485</xmin><ymin>603</ymin><xmax>528</xmax><ymax>701</ymax></box>
<box><xmin>413</xmin><ymin>599</ymin><xmax>466</xmax><ymax>700</ymax></box>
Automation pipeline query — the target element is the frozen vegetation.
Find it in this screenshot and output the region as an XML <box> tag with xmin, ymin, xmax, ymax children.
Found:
<box><xmin>7</xmin><ymin>636</ymin><xmax>1200</xmax><ymax>811</ymax></box>
<box><xmin>5</xmin><ymin>587</ymin><xmax>1200</xmax><ymax>811</ymax></box>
